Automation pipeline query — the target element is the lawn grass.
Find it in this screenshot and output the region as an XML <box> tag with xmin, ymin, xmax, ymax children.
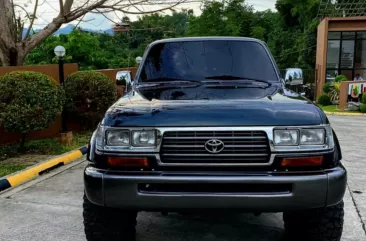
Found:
<box><xmin>0</xmin><ymin>163</ymin><xmax>30</xmax><ymax>178</ymax></box>
<box><xmin>0</xmin><ymin>131</ymin><xmax>92</xmax><ymax>177</ymax></box>
<box><xmin>318</xmin><ymin>105</ymin><xmax>361</xmax><ymax>113</ymax></box>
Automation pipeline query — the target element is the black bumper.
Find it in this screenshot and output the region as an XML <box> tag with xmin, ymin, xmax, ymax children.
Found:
<box><xmin>84</xmin><ymin>165</ymin><xmax>347</xmax><ymax>212</ymax></box>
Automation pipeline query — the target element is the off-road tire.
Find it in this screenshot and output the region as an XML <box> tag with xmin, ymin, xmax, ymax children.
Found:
<box><xmin>83</xmin><ymin>194</ymin><xmax>137</xmax><ymax>241</ymax></box>
<box><xmin>283</xmin><ymin>201</ymin><xmax>344</xmax><ymax>241</ymax></box>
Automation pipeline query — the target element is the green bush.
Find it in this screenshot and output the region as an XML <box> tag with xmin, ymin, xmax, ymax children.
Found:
<box><xmin>0</xmin><ymin>71</ymin><xmax>64</xmax><ymax>147</ymax></box>
<box><xmin>335</xmin><ymin>75</ymin><xmax>348</xmax><ymax>82</ymax></box>
<box><xmin>64</xmin><ymin>71</ymin><xmax>117</xmax><ymax>129</ymax></box>
<box><xmin>360</xmin><ymin>104</ymin><xmax>366</xmax><ymax>113</ymax></box>
<box><xmin>362</xmin><ymin>93</ymin><xmax>366</xmax><ymax>104</ymax></box>
<box><xmin>322</xmin><ymin>82</ymin><xmax>333</xmax><ymax>93</ymax></box>
<box><xmin>317</xmin><ymin>93</ymin><xmax>331</xmax><ymax>106</ymax></box>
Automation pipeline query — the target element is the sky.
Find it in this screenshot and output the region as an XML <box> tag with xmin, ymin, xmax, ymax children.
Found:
<box><xmin>17</xmin><ymin>0</ymin><xmax>277</xmax><ymax>31</ymax></box>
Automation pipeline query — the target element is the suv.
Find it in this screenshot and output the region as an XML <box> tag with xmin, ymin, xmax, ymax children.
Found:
<box><xmin>83</xmin><ymin>37</ymin><xmax>347</xmax><ymax>241</ymax></box>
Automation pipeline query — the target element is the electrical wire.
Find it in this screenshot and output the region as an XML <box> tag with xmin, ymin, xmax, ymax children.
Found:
<box><xmin>275</xmin><ymin>45</ymin><xmax>317</xmax><ymax>58</ymax></box>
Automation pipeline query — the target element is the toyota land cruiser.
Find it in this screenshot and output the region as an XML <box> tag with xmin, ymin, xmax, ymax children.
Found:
<box><xmin>83</xmin><ymin>37</ymin><xmax>347</xmax><ymax>241</ymax></box>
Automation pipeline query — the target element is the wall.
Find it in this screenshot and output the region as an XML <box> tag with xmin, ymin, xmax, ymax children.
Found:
<box><xmin>339</xmin><ymin>80</ymin><xmax>366</xmax><ymax>110</ymax></box>
<box><xmin>0</xmin><ymin>64</ymin><xmax>78</xmax><ymax>145</ymax></box>
<box><xmin>0</xmin><ymin>64</ymin><xmax>78</xmax><ymax>84</ymax></box>
<box><xmin>315</xmin><ymin>19</ymin><xmax>328</xmax><ymax>98</ymax></box>
<box><xmin>96</xmin><ymin>67</ymin><xmax>138</xmax><ymax>82</ymax></box>
<box><xmin>328</xmin><ymin>17</ymin><xmax>366</xmax><ymax>32</ymax></box>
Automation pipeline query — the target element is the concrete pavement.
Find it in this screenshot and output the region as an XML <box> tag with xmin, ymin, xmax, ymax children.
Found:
<box><xmin>0</xmin><ymin>115</ymin><xmax>365</xmax><ymax>241</ymax></box>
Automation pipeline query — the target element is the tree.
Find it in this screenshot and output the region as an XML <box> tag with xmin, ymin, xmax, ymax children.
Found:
<box><xmin>186</xmin><ymin>0</ymin><xmax>255</xmax><ymax>37</ymax></box>
<box><xmin>0</xmin><ymin>0</ymin><xmax>188</xmax><ymax>66</ymax></box>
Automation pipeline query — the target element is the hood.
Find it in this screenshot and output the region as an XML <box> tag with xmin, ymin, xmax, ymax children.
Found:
<box><xmin>102</xmin><ymin>90</ymin><xmax>325</xmax><ymax>127</ymax></box>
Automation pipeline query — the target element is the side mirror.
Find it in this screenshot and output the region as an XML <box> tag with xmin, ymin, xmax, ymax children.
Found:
<box><xmin>116</xmin><ymin>71</ymin><xmax>132</xmax><ymax>94</ymax></box>
<box><xmin>280</xmin><ymin>78</ymin><xmax>286</xmax><ymax>86</ymax></box>
<box><xmin>284</xmin><ymin>68</ymin><xmax>303</xmax><ymax>86</ymax></box>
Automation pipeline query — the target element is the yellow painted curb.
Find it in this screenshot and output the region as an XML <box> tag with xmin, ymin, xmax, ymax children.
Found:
<box><xmin>324</xmin><ymin>111</ymin><xmax>366</xmax><ymax>117</ymax></box>
<box><xmin>0</xmin><ymin>146</ymin><xmax>87</xmax><ymax>192</ymax></box>
<box><xmin>7</xmin><ymin>150</ymin><xmax>82</xmax><ymax>187</ymax></box>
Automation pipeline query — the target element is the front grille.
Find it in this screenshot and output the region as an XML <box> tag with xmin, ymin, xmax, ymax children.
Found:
<box><xmin>160</xmin><ymin>131</ymin><xmax>270</xmax><ymax>165</ymax></box>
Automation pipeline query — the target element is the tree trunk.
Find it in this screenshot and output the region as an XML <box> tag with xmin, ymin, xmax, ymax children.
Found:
<box><xmin>9</xmin><ymin>47</ymin><xmax>25</xmax><ymax>66</ymax></box>
<box><xmin>19</xmin><ymin>133</ymin><xmax>27</xmax><ymax>151</ymax></box>
<box><xmin>0</xmin><ymin>0</ymin><xmax>16</xmax><ymax>66</ymax></box>
<box><xmin>0</xmin><ymin>46</ymin><xmax>26</xmax><ymax>66</ymax></box>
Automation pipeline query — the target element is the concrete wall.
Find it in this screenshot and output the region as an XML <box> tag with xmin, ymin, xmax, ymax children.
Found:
<box><xmin>339</xmin><ymin>80</ymin><xmax>366</xmax><ymax>110</ymax></box>
<box><xmin>96</xmin><ymin>67</ymin><xmax>138</xmax><ymax>82</ymax></box>
<box><xmin>0</xmin><ymin>64</ymin><xmax>78</xmax><ymax>85</ymax></box>
<box><xmin>315</xmin><ymin>19</ymin><xmax>329</xmax><ymax>98</ymax></box>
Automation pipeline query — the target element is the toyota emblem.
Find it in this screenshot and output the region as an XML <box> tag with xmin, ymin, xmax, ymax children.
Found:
<box><xmin>204</xmin><ymin>139</ymin><xmax>225</xmax><ymax>154</ymax></box>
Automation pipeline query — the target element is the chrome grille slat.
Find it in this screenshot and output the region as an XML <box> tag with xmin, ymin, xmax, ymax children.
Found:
<box><xmin>164</xmin><ymin>136</ymin><xmax>266</xmax><ymax>140</ymax></box>
<box><xmin>163</xmin><ymin>145</ymin><xmax>268</xmax><ymax>148</ymax></box>
<box><xmin>163</xmin><ymin>153</ymin><xmax>269</xmax><ymax>157</ymax></box>
<box><xmin>160</xmin><ymin>131</ymin><xmax>270</xmax><ymax>165</ymax></box>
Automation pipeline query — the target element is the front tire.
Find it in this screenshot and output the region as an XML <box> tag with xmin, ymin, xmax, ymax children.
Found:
<box><xmin>283</xmin><ymin>201</ymin><xmax>344</xmax><ymax>241</ymax></box>
<box><xmin>83</xmin><ymin>194</ymin><xmax>137</xmax><ymax>241</ymax></box>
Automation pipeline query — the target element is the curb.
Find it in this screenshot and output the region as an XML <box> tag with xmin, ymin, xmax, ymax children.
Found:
<box><xmin>324</xmin><ymin>111</ymin><xmax>366</xmax><ymax>116</ymax></box>
<box><xmin>0</xmin><ymin>146</ymin><xmax>88</xmax><ymax>192</ymax></box>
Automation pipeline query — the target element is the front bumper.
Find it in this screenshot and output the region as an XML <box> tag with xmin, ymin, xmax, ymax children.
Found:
<box><xmin>84</xmin><ymin>165</ymin><xmax>347</xmax><ymax>212</ymax></box>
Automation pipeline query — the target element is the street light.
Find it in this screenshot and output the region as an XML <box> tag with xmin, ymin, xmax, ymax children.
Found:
<box><xmin>54</xmin><ymin>46</ymin><xmax>66</xmax><ymax>58</ymax></box>
<box><xmin>135</xmin><ymin>56</ymin><xmax>142</xmax><ymax>65</ymax></box>
<box><xmin>54</xmin><ymin>46</ymin><xmax>66</xmax><ymax>86</ymax></box>
<box><xmin>54</xmin><ymin>46</ymin><xmax>67</xmax><ymax>133</ymax></box>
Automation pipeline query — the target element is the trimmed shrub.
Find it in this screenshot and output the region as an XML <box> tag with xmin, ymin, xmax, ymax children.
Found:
<box><xmin>317</xmin><ymin>93</ymin><xmax>331</xmax><ymax>106</ymax></box>
<box><xmin>64</xmin><ymin>71</ymin><xmax>117</xmax><ymax>129</ymax></box>
<box><xmin>323</xmin><ymin>82</ymin><xmax>333</xmax><ymax>94</ymax></box>
<box><xmin>362</xmin><ymin>93</ymin><xmax>366</xmax><ymax>104</ymax></box>
<box><xmin>361</xmin><ymin>104</ymin><xmax>366</xmax><ymax>113</ymax></box>
<box><xmin>335</xmin><ymin>75</ymin><xmax>348</xmax><ymax>82</ymax></box>
<box><xmin>0</xmin><ymin>71</ymin><xmax>64</xmax><ymax>147</ymax></box>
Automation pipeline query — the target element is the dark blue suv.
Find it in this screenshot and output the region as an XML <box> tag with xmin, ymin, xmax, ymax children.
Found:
<box><xmin>83</xmin><ymin>37</ymin><xmax>346</xmax><ymax>241</ymax></box>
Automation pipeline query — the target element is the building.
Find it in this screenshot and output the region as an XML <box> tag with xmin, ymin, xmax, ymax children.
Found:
<box><xmin>315</xmin><ymin>17</ymin><xmax>366</xmax><ymax>98</ymax></box>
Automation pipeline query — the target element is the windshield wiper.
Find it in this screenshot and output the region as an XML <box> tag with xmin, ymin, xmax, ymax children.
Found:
<box><xmin>205</xmin><ymin>75</ymin><xmax>272</xmax><ymax>86</ymax></box>
<box><xmin>142</xmin><ymin>77</ymin><xmax>202</xmax><ymax>85</ymax></box>
<box><xmin>138</xmin><ymin>78</ymin><xmax>202</xmax><ymax>89</ymax></box>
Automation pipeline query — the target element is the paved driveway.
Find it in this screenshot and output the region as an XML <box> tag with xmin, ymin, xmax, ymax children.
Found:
<box><xmin>0</xmin><ymin>116</ymin><xmax>365</xmax><ymax>241</ymax></box>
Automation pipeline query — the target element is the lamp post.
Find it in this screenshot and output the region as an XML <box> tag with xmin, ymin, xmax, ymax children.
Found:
<box><xmin>135</xmin><ymin>56</ymin><xmax>142</xmax><ymax>66</ymax></box>
<box><xmin>54</xmin><ymin>46</ymin><xmax>67</xmax><ymax>133</ymax></box>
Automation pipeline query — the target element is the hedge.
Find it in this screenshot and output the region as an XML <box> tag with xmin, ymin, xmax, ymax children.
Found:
<box><xmin>0</xmin><ymin>71</ymin><xmax>64</xmax><ymax>146</ymax></box>
<box><xmin>317</xmin><ymin>93</ymin><xmax>331</xmax><ymax>106</ymax></box>
<box><xmin>64</xmin><ymin>71</ymin><xmax>117</xmax><ymax>129</ymax></box>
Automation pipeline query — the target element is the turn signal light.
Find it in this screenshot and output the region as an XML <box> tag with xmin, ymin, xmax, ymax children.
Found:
<box><xmin>107</xmin><ymin>157</ymin><xmax>149</xmax><ymax>167</ymax></box>
<box><xmin>281</xmin><ymin>156</ymin><xmax>323</xmax><ymax>167</ymax></box>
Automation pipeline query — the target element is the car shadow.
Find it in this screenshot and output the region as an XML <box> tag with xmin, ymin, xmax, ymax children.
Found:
<box><xmin>136</xmin><ymin>212</ymin><xmax>285</xmax><ymax>241</ymax></box>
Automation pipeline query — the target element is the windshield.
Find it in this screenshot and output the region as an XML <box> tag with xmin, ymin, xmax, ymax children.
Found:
<box><xmin>139</xmin><ymin>40</ymin><xmax>279</xmax><ymax>83</ymax></box>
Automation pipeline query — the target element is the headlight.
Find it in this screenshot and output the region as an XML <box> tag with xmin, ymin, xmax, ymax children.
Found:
<box><xmin>106</xmin><ymin>130</ymin><xmax>130</xmax><ymax>146</ymax></box>
<box><xmin>95</xmin><ymin>124</ymin><xmax>104</xmax><ymax>148</ymax></box>
<box><xmin>274</xmin><ymin>130</ymin><xmax>299</xmax><ymax>146</ymax></box>
<box><xmin>300</xmin><ymin>129</ymin><xmax>325</xmax><ymax>145</ymax></box>
<box><xmin>132</xmin><ymin>130</ymin><xmax>156</xmax><ymax>146</ymax></box>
